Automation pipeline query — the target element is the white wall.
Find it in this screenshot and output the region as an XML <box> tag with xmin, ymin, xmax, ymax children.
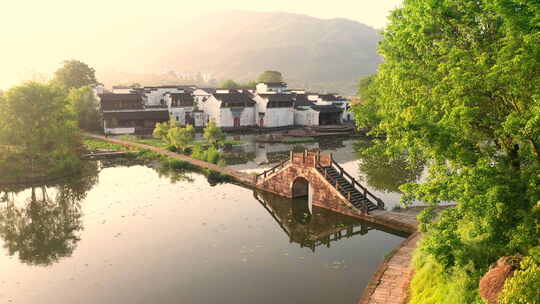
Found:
<box><xmin>112</xmin><ymin>88</ymin><xmax>132</xmax><ymax>94</ymax></box>
<box><xmin>169</xmin><ymin>107</ymin><xmax>194</xmax><ymax>125</ymax></box>
<box><xmin>219</xmin><ymin>107</ymin><xmax>256</xmax><ymax>128</ymax></box>
<box><xmin>200</xmin><ymin>96</ymin><xmax>222</xmax><ymax>126</ymax></box>
<box><xmin>264</xmin><ymin>108</ymin><xmax>294</xmax><ymax>128</ymax></box>
<box><xmin>294</xmin><ymin>108</ymin><xmax>319</xmax><ymax>126</ymax></box>
<box><xmin>146</xmin><ymin>88</ymin><xmax>185</xmax><ymax>106</ymax></box>
<box><xmin>104</xmin><ymin>127</ymin><xmax>135</xmax><ymax>135</ymax></box>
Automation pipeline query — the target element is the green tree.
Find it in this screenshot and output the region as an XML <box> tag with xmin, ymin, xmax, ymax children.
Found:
<box><xmin>52</xmin><ymin>60</ymin><xmax>97</xmax><ymax>90</ymax></box>
<box><xmin>203</xmin><ymin>119</ymin><xmax>225</xmax><ymax>147</ymax></box>
<box><xmin>220</xmin><ymin>79</ymin><xmax>240</xmax><ymax>89</ymax></box>
<box><xmin>357</xmin><ymin>0</ymin><xmax>540</xmax><ymax>300</ymax></box>
<box><xmin>152</xmin><ymin>118</ymin><xmax>179</xmax><ymax>144</ymax></box>
<box><xmin>168</xmin><ymin>125</ymin><xmax>195</xmax><ymax>153</ymax></box>
<box><xmin>353</xmin><ymin>75</ymin><xmax>382</xmax><ymax>131</ymax></box>
<box><xmin>67</xmin><ymin>85</ymin><xmax>102</xmax><ymax>131</ymax></box>
<box><xmin>0</xmin><ymin>82</ymin><xmax>81</xmax><ymax>178</ymax></box>
<box><xmin>257</xmin><ymin>70</ymin><xmax>283</xmax><ymax>83</ymax></box>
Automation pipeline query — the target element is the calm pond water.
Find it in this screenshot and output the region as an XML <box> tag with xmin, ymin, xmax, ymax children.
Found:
<box><xmin>0</xmin><ymin>137</ymin><xmax>422</xmax><ymax>304</ymax></box>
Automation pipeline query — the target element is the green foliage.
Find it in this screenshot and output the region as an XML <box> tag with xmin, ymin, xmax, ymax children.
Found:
<box><xmin>0</xmin><ymin>82</ymin><xmax>81</xmax><ymax>178</ymax></box>
<box><xmin>500</xmin><ymin>257</ymin><xmax>540</xmax><ymax>304</ymax></box>
<box><xmin>161</xmin><ymin>159</ymin><xmax>196</xmax><ymax>171</ymax></box>
<box><xmin>355</xmin><ymin>0</ymin><xmax>540</xmax><ymax>300</ymax></box>
<box><xmin>257</xmin><ymin>70</ymin><xmax>283</xmax><ymax>83</ymax></box>
<box><xmin>168</xmin><ymin>125</ymin><xmax>195</xmax><ymax>153</ymax></box>
<box><xmin>219</xmin><ymin>79</ymin><xmax>257</xmax><ymax>89</ymax></box>
<box><xmin>205</xmin><ymin>146</ymin><xmax>220</xmax><ymax>164</ymax></box>
<box><xmin>51</xmin><ymin>60</ymin><xmax>97</xmax><ymax>90</ymax></box>
<box><xmin>203</xmin><ymin>119</ymin><xmax>225</xmax><ymax>147</ymax></box>
<box><xmin>409</xmin><ymin>245</ymin><xmax>483</xmax><ymax>304</ymax></box>
<box><xmin>220</xmin><ymin>79</ymin><xmax>240</xmax><ymax>89</ymax></box>
<box><xmin>353</xmin><ymin>75</ymin><xmax>383</xmax><ymax>131</ymax></box>
<box><xmin>190</xmin><ymin>145</ymin><xmax>223</xmax><ymax>165</ymax></box>
<box><xmin>152</xmin><ymin>118</ymin><xmax>179</xmax><ymax>145</ymax></box>
<box><xmin>67</xmin><ymin>86</ymin><xmax>102</xmax><ymax>131</ymax></box>
<box><xmin>82</xmin><ymin>137</ymin><xmax>126</xmax><ymax>151</ymax></box>
<box><xmin>205</xmin><ymin>170</ymin><xmax>232</xmax><ymax>185</ymax></box>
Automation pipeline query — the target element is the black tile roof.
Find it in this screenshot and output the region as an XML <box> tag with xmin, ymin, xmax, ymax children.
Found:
<box><xmin>311</xmin><ymin>105</ymin><xmax>343</xmax><ymax>113</ymax></box>
<box><xmin>103</xmin><ymin>110</ymin><xmax>169</xmax><ymax>120</ymax></box>
<box><xmin>213</xmin><ymin>92</ymin><xmax>256</xmax><ymax>107</ymax></box>
<box><xmin>293</xmin><ymin>94</ymin><xmax>314</xmax><ymax>107</ymax></box>
<box><xmin>169</xmin><ymin>93</ymin><xmax>194</xmax><ymax>107</ymax></box>
<box><xmin>260</xmin><ymin>82</ymin><xmax>287</xmax><ymax>87</ymax></box>
<box><xmin>259</xmin><ymin>93</ymin><xmax>295</xmax><ymax>102</ymax></box>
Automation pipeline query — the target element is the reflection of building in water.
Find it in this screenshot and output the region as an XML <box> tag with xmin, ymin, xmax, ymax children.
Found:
<box><xmin>252</xmin><ymin>142</ymin><xmax>320</xmax><ymax>165</ymax></box>
<box><xmin>253</xmin><ymin>190</ymin><xmax>406</xmax><ymax>252</ymax></box>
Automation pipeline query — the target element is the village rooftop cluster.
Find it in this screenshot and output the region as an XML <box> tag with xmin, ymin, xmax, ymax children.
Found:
<box><xmin>97</xmin><ymin>82</ymin><xmax>354</xmax><ymax>135</ymax></box>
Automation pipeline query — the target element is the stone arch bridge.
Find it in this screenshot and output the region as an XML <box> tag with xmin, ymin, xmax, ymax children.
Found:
<box><xmin>254</xmin><ymin>151</ymin><xmax>385</xmax><ymax>217</ymax></box>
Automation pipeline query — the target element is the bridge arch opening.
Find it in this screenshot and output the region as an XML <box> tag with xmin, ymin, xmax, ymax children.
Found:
<box><xmin>291</xmin><ymin>177</ymin><xmax>313</xmax><ymax>224</ymax></box>
<box><xmin>292</xmin><ymin>177</ymin><xmax>309</xmax><ymax>198</ymax></box>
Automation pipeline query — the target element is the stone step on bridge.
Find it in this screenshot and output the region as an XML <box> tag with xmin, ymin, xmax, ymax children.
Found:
<box><xmin>255</xmin><ymin>151</ymin><xmax>385</xmax><ymax>217</ymax></box>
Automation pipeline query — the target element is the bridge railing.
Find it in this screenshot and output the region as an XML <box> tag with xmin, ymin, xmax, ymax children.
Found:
<box><xmin>316</xmin><ymin>155</ymin><xmax>385</xmax><ymax>210</ymax></box>
<box><xmin>255</xmin><ymin>158</ymin><xmax>290</xmax><ymax>183</ymax></box>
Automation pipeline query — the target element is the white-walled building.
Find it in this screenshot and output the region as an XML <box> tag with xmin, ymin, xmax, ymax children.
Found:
<box><xmin>308</xmin><ymin>93</ymin><xmax>352</xmax><ymax>122</ymax></box>
<box><xmin>199</xmin><ymin>90</ymin><xmax>257</xmax><ymax>129</ymax></box>
<box><xmin>255</xmin><ymin>82</ymin><xmax>288</xmax><ymax>94</ymax></box>
<box><xmin>164</xmin><ymin>91</ymin><xmax>207</xmax><ymax>127</ymax></box>
<box><xmin>99</xmin><ymin>81</ymin><xmax>352</xmax><ymax>134</ymax></box>
<box><xmin>252</xmin><ymin>93</ymin><xmax>295</xmax><ymax>128</ymax></box>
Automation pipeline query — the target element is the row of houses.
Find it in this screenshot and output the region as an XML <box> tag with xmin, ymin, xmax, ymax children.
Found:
<box><xmin>97</xmin><ymin>82</ymin><xmax>353</xmax><ymax>135</ymax></box>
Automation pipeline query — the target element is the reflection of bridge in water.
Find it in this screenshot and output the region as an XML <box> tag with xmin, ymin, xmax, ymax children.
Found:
<box><xmin>253</xmin><ymin>191</ymin><xmax>409</xmax><ymax>252</ymax></box>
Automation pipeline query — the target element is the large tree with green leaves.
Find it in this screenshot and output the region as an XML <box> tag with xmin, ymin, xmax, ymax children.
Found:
<box><xmin>257</xmin><ymin>70</ymin><xmax>283</xmax><ymax>83</ymax></box>
<box><xmin>355</xmin><ymin>0</ymin><xmax>540</xmax><ymax>301</ymax></box>
<box><xmin>67</xmin><ymin>85</ymin><xmax>102</xmax><ymax>131</ymax></box>
<box><xmin>52</xmin><ymin>60</ymin><xmax>97</xmax><ymax>90</ymax></box>
<box><xmin>0</xmin><ymin>82</ymin><xmax>81</xmax><ymax>178</ymax></box>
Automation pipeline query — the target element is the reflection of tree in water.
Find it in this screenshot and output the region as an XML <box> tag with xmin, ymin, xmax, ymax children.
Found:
<box><xmin>153</xmin><ymin>165</ymin><xmax>194</xmax><ymax>184</ymax></box>
<box><xmin>354</xmin><ymin>141</ymin><xmax>424</xmax><ymax>193</ymax></box>
<box><xmin>318</xmin><ymin>137</ymin><xmax>346</xmax><ymax>151</ymax></box>
<box><xmin>0</xmin><ymin>161</ymin><xmax>99</xmax><ymax>266</ymax></box>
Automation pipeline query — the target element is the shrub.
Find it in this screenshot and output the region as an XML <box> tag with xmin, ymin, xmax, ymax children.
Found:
<box><xmin>499</xmin><ymin>257</ymin><xmax>540</xmax><ymax>304</ymax></box>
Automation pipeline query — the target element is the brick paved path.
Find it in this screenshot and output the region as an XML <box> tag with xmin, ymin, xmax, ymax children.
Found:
<box><xmin>358</xmin><ymin>232</ymin><xmax>421</xmax><ymax>304</ymax></box>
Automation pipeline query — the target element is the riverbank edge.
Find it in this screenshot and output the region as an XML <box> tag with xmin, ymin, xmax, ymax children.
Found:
<box><xmin>83</xmin><ymin>133</ymin><xmax>256</xmax><ymax>185</ymax></box>
<box><xmin>85</xmin><ymin>133</ymin><xmax>422</xmax><ymax>304</ymax></box>
<box><xmin>358</xmin><ymin>231</ymin><xmax>421</xmax><ymax>304</ymax></box>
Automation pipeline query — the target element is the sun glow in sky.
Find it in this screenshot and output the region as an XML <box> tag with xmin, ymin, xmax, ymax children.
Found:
<box><xmin>0</xmin><ymin>0</ymin><xmax>402</xmax><ymax>90</ymax></box>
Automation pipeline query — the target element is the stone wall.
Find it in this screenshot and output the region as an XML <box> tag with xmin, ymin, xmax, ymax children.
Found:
<box><xmin>258</xmin><ymin>162</ymin><xmax>360</xmax><ymax>217</ymax></box>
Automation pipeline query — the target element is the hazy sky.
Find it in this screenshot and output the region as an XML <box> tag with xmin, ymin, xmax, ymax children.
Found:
<box><xmin>0</xmin><ymin>0</ymin><xmax>402</xmax><ymax>90</ymax></box>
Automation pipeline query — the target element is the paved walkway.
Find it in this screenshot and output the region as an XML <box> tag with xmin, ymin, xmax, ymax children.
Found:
<box><xmin>83</xmin><ymin>134</ymin><xmax>256</xmax><ymax>185</ymax></box>
<box><xmin>359</xmin><ymin>232</ymin><xmax>421</xmax><ymax>304</ymax></box>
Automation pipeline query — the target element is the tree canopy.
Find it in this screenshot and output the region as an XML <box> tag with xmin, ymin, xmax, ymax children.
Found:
<box><xmin>52</xmin><ymin>60</ymin><xmax>97</xmax><ymax>90</ymax></box>
<box><xmin>0</xmin><ymin>82</ymin><xmax>81</xmax><ymax>178</ymax></box>
<box><xmin>257</xmin><ymin>70</ymin><xmax>283</xmax><ymax>83</ymax></box>
<box><xmin>220</xmin><ymin>79</ymin><xmax>240</xmax><ymax>89</ymax></box>
<box><xmin>354</xmin><ymin>0</ymin><xmax>540</xmax><ymax>301</ymax></box>
<box><xmin>67</xmin><ymin>86</ymin><xmax>102</xmax><ymax>131</ymax></box>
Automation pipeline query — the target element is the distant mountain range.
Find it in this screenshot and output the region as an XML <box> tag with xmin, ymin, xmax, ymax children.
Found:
<box><xmin>98</xmin><ymin>11</ymin><xmax>382</xmax><ymax>95</ymax></box>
